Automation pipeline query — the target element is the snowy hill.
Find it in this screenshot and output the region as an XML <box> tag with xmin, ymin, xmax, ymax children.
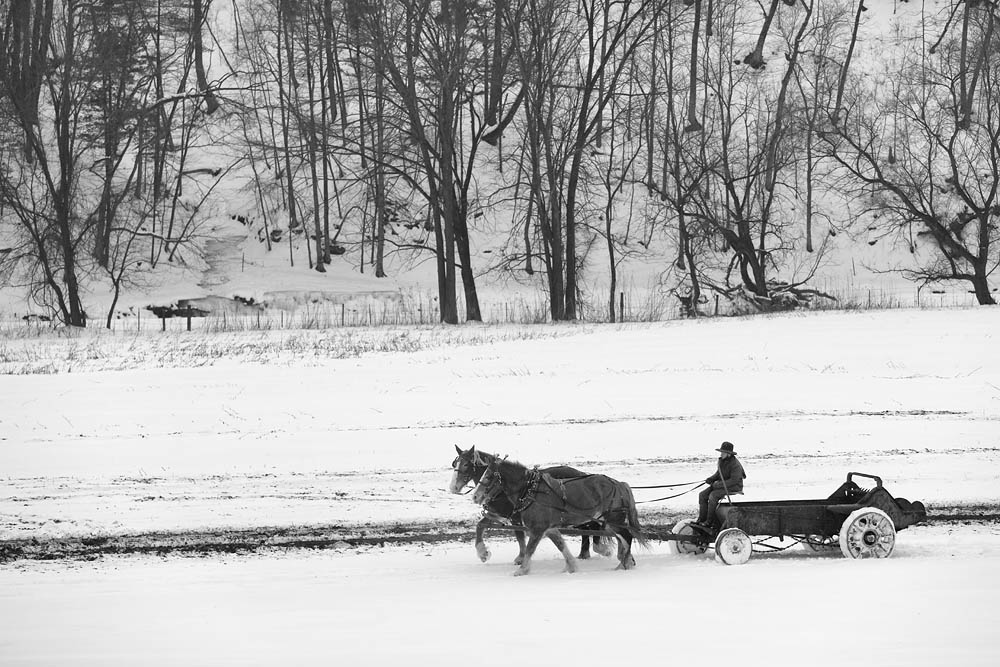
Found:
<box><xmin>1</xmin><ymin>0</ymin><xmax>994</xmax><ymax>328</ymax></box>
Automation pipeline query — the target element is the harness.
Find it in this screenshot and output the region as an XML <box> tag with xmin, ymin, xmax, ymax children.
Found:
<box><xmin>513</xmin><ymin>467</ymin><xmax>542</xmax><ymax>514</ymax></box>
<box><xmin>481</xmin><ymin>460</ymin><xmax>616</xmax><ymax>522</ymax></box>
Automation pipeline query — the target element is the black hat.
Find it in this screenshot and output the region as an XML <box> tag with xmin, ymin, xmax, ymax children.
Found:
<box><xmin>716</xmin><ymin>441</ymin><xmax>736</xmax><ymax>455</ymax></box>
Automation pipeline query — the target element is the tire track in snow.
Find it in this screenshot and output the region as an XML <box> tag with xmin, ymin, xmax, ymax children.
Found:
<box><xmin>2</xmin><ymin>503</ymin><xmax>997</xmax><ymax>564</ymax></box>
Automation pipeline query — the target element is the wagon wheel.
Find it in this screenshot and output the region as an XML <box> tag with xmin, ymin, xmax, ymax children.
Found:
<box><xmin>667</xmin><ymin>519</ymin><xmax>708</xmax><ymax>556</ymax></box>
<box><xmin>800</xmin><ymin>535</ymin><xmax>839</xmax><ymax>553</ymax></box>
<box><xmin>714</xmin><ymin>528</ymin><xmax>752</xmax><ymax>566</ymax></box>
<box><xmin>839</xmin><ymin>508</ymin><xmax>896</xmax><ymax>560</ymax></box>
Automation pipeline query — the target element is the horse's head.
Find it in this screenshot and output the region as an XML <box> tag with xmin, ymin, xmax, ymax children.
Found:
<box><xmin>449</xmin><ymin>445</ymin><xmax>489</xmax><ymax>494</ymax></box>
<box><xmin>472</xmin><ymin>456</ymin><xmax>505</xmax><ymax>505</ymax></box>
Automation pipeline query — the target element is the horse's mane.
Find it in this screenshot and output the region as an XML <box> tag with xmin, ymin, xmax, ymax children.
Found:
<box><xmin>478</xmin><ymin>452</ymin><xmax>528</xmax><ymax>471</ymax></box>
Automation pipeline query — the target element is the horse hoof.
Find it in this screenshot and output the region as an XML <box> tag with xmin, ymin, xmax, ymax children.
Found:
<box><xmin>476</xmin><ymin>545</ymin><xmax>491</xmax><ymax>563</ymax></box>
<box><xmin>615</xmin><ymin>557</ymin><xmax>637</xmax><ymax>571</ymax></box>
<box><xmin>513</xmin><ymin>556</ymin><xmax>524</xmax><ymax>566</ymax></box>
<box><xmin>563</xmin><ymin>565</ymin><xmax>577</xmax><ymax>574</ymax></box>
<box><xmin>577</xmin><ymin>552</ymin><xmax>591</xmax><ymax>560</ymax></box>
<box><xmin>513</xmin><ymin>567</ymin><xmax>529</xmax><ymax>577</ymax></box>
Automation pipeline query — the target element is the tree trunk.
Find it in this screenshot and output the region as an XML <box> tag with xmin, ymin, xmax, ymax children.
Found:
<box><xmin>744</xmin><ymin>0</ymin><xmax>782</xmax><ymax>69</ymax></box>
<box><xmin>972</xmin><ymin>262</ymin><xmax>996</xmax><ymax>305</ymax></box>
<box><xmin>304</xmin><ymin>25</ymin><xmax>326</xmax><ymax>273</ymax></box>
<box><xmin>191</xmin><ymin>0</ymin><xmax>219</xmax><ymax>113</ymax></box>
<box><xmin>55</xmin><ymin>0</ymin><xmax>86</xmax><ymax>326</ymax></box>
<box><xmin>2</xmin><ymin>0</ymin><xmax>54</xmax><ymax>161</ymax></box>
<box><xmin>685</xmin><ymin>0</ymin><xmax>703</xmax><ymax>132</ymax></box>
<box><xmin>373</xmin><ymin>28</ymin><xmax>387</xmax><ymax>278</ymax></box>
<box><xmin>834</xmin><ymin>0</ymin><xmax>866</xmax><ymax>122</ymax></box>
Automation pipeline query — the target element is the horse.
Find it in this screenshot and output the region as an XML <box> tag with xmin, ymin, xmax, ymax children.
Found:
<box><xmin>472</xmin><ymin>453</ymin><xmax>648</xmax><ymax>576</ymax></box>
<box><xmin>449</xmin><ymin>445</ymin><xmax>611</xmax><ymax>564</ymax></box>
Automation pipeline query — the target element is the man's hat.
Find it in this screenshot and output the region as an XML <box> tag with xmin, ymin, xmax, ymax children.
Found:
<box><xmin>716</xmin><ymin>441</ymin><xmax>736</xmax><ymax>455</ymax></box>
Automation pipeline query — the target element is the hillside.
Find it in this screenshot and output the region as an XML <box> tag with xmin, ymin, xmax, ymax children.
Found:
<box><xmin>1</xmin><ymin>0</ymin><xmax>996</xmax><ymax>327</ymax></box>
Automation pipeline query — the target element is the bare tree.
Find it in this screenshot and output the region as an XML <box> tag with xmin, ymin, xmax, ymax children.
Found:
<box><xmin>1</xmin><ymin>0</ymin><xmax>217</xmax><ymax>326</ymax></box>
<box><xmin>191</xmin><ymin>0</ymin><xmax>220</xmax><ymax>114</ymax></box>
<box><xmin>827</xmin><ymin>5</ymin><xmax>1000</xmax><ymax>304</ymax></box>
<box><xmin>668</xmin><ymin>0</ymin><xmax>831</xmax><ymax>310</ymax></box>
<box><xmin>503</xmin><ymin>0</ymin><xmax>664</xmax><ymax>320</ymax></box>
<box><xmin>0</xmin><ymin>1</ymin><xmax>90</xmax><ymax>325</ymax></box>
<box><xmin>1</xmin><ymin>0</ymin><xmax>54</xmax><ymax>160</ymax></box>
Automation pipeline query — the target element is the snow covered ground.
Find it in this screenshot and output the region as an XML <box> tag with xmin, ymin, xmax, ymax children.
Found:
<box><xmin>1</xmin><ymin>308</ymin><xmax>999</xmax><ymax>665</ymax></box>
<box><xmin>3</xmin><ymin>529</ymin><xmax>999</xmax><ymax>666</ymax></box>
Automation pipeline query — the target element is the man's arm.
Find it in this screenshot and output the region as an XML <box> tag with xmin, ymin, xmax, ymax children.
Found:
<box><xmin>705</xmin><ymin>466</ymin><xmax>720</xmax><ymax>486</ymax></box>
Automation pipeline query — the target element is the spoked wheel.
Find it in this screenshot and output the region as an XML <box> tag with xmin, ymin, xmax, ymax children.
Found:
<box><xmin>667</xmin><ymin>519</ymin><xmax>708</xmax><ymax>556</ymax></box>
<box><xmin>800</xmin><ymin>535</ymin><xmax>839</xmax><ymax>553</ymax></box>
<box><xmin>714</xmin><ymin>528</ymin><xmax>752</xmax><ymax>566</ymax></box>
<box><xmin>839</xmin><ymin>508</ymin><xmax>896</xmax><ymax>559</ymax></box>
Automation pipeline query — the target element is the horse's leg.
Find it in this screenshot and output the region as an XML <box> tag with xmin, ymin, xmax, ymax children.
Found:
<box><xmin>474</xmin><ymin>516</ymin><xmax>492</xmax><ymax>563</ymax></box>
<box><xmin>546</xmin><ymin>529</ymin><xmax>578</xmax><ymax>574</ymax></box>
<box><xmin>515</xmin><ymin>529</ymin><xmax>545</xmax><ymax>576</ymax></box>
<box><xmin>512</xmin><ymin>516</ymin><xmax>527</xmax><ymax>565</ymax></box>
<box><xmin>592</xmin><ymin>533</ymin><xmax>613</xmax><ymax>558</ymax></box>
<box><xmin>591</xmin><ymin>517</ymin><xmax>614</xmax><ymax>558</ymax></box>
<box><xmin>614</xmin><ymin>528</ymin><xmax>636</xmax><ymax>570</ymax></box>
<box><xmin>576</xmin><ymin>521</ymin><xmax>611</xmax><ymax>558</ymax></box>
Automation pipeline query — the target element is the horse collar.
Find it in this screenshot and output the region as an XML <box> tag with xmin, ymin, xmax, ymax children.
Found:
<box><xmin>514</xmin><ymin>467</ymin><xmax>542</xmax><ymax>514</ymax></box>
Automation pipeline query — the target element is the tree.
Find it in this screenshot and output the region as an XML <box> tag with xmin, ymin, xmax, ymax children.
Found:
<box><xmin>647</xmin><ymin>0</ymin><xmax>833</xmax><ymax>312</ymax></box>
<box><xmin>503</xmin><ymin>0</ymin><xmax>664</xmax><ymax>320</ymax></box>
<box><xmin>1</xmin><ymin>0</ymin><xmax>89</xmax><ymax>325</ymax></box>
<box><xmin>1</xmin><ymin>0</ymin><xmax>54</xmax><ymax>160</ymax></box>
<box><xmin>355</xmin><ymin>0</ymin><xmax>486</xmax><ymax>322</ymax></box>
<box><xmin>1</xmin><ymin>0</ymin><xmax>217</xmax><ymax>326</ymax></box>
<box><xmin>827</xmin><ymin>2</ymin><xmax>999</xmax><ymax>305</ymax></box>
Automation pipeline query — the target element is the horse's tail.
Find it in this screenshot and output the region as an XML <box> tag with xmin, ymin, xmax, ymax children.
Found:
<box><xmin>620</xmin><ymin>483</ymin><xmax>650</xmax><ymax>548</ymax></box>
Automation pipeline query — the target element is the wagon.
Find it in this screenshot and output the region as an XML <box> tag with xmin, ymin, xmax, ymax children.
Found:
<box><xmin>668</xmin><ymin>472</ymin><xmax>928</xmax><ymax>565</ymax></box>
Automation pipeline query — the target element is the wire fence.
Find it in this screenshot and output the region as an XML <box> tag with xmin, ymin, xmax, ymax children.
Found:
<box><xmin>0</xmin><ymin>282</ymin><xmax>985</xmax><ymax>337</ymax></box>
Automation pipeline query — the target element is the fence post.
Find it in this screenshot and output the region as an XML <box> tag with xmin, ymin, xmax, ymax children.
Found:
<box><xmin>619</xmin><ymin>292</ymin><xmax>624</xmax><ymax>322</ymax></box>
<box><xmin>187</xmin><ymin>315</ymin><xmax>192</xmax><ymax>331</ymax></box>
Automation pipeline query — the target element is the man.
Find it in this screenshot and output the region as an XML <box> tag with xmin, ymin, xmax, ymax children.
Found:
<box><xmin>694</xmin><ymin>441</ymin><xmax>746</xmax><ymax>530</ymax></box>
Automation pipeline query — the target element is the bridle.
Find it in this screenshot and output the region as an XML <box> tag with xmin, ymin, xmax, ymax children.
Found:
<box><xmin>452</xmin><ymin>453</ymin><xmax>489</xmax><ymax>495</ymax></box>
<box><xmin>474</xmin><ymin>458</ymin><xmax>505</xmax><ymax>505</ymax></box>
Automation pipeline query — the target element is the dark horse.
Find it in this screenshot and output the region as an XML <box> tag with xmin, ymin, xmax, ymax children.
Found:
<box><xmin>472</xmin><ymin>453</ymin><xmax>647</xmax><ymax>576</ymax></box>
<box><xmin>449</xmin><ymin>446</ymin><xmax>611</xmax><ymax>564</ymax></box>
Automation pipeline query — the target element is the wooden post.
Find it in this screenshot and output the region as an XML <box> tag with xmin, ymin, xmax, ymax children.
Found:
<box><xmin>187</xmin><ymin>314</ymin><xmax>192</xmax><ymax>331</ymax></box>
<box><xmin>161</xmin><ymin>316</ymin><xmax>166</xmax><ymax>332</ymax></box>
<box><xmin>619</xmin><ymin>292</ymin><xmax>624</xmax><ymax>322</ymax></box>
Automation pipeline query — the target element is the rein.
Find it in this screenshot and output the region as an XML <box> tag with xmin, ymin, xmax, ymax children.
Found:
<box><xmin>635</xmin><ymin>481</ymin><xmax>706</xmax><ymax>503</ymax></box>
<box><xmin>468</xmin><ymin>453</ymin><xmax>706</xmax><ymax>509</ymax></box>
<box><xmin>631</xmin><ymin>480</ymin><xmax>704</xmax><ymax>489</ymax></box>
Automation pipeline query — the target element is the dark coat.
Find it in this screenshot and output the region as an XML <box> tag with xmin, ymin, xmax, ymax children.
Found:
<box><xmin>706</xmin><ymin>455</ymin><xmax>746</xmax><ymax>493</ymax></box>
